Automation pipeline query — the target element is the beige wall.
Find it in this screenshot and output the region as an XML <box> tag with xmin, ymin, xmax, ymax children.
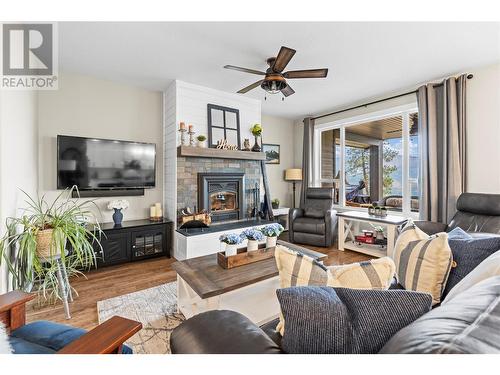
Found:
<box><xmin>0</xmin><ymin>91</ymin><xmax>38</xmax><ymax>293</ymax></box>
<box><xmin>261</xmin><ymin>114</ymin><xmax>296</xmax><ymax>208</ymax></box>
<box><xmin>38</xmin><ymin>73</ymin><xmax>163</xmax><ymax>223</ymax></box>
<box><xmin>466</xmin><ymin>63</ymin><xmax>500</xmax><ymax>193</ymax></box>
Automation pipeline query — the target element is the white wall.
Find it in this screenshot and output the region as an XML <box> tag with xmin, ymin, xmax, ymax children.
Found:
<box><xmin>466</xmin><ymin>63</ymin><xmax>500</xmax><ymax>193</ymax></box>
<box><xmin>174</xmin><ymin>80</ymin><xmax>261</xmax><ymax>147</ymax></box>
<box><xmin>38</xmin><ymin>73</ymin><xmax>163</xmax><ymax>223</ymax></box>
<box><xmin>261</xmin><ymin>114</ymin><xmax>295</xmax><ymax>207</ymax></box>
<box><xmin>0</xmin><ymin>91</ymin><xmax>38</xmax><ymax>293</ymax></box>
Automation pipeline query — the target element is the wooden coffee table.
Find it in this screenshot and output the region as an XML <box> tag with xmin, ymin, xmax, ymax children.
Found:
<box><xmin>172</xmin><ymin>241</ymin><xmax>327</xmax><ymax>325</ymax></box>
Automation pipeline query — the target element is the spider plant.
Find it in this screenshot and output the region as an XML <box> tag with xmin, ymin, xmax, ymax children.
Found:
<box><xmin>0</xmin><ymin>186</ymin><xmax>103</xmax><ymax>302</ymax></box>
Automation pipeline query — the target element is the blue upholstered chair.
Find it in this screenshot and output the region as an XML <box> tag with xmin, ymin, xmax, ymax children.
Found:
<box><xmin>1</xmin><ymin>291</ymin><xmax>141</xmax><ymax>354</ymax></box>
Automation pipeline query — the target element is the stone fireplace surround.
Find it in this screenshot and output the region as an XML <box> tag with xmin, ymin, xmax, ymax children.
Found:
<box><xmin>177</xmin><ymin>156</ymin><xmax>261</xmax><ymax>220</ymax></box>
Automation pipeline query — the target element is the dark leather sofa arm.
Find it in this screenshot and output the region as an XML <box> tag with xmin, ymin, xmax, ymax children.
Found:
<box><xmin>170</xmin><ymin>310</ymin><xmax>282</xmax><ymax>354</ymax></box>
<box><xmin>414</xmin><ymin>220</ymin><xmax>448</xmax><ymax>235</ymax></box>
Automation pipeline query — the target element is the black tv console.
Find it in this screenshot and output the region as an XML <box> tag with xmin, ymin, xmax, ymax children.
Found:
<box><xmin>93</xmin><ymin>219</ymin><xmax>173</xmax><ymax>267</ymax></box>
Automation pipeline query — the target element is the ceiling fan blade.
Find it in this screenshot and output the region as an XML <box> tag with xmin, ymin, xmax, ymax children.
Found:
<box><xmin>272</xmin><ymin>46</ymin><xmax>296</xmax><ymax>73</ymax></box>
<box><xmin>281</xmin><ymin>84</ymin><xmax>295</xmax><ymax>97</ymax></box>
<box><xmin>237</xmin><ymin>80</ymin><xmax>264</xmax><ymax>94</ymax></box>
<box><xmin>284</xmin><ymin>68</ymin><xmax>329</xmax><ymax>79</ymax></box>
<box><xmin>224</xmin><ymin>65</ymin><xmax>266</xmax><ymax>76</ymax></box>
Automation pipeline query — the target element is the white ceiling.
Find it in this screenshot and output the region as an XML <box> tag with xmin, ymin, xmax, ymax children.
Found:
<box><xmin>59</xmin><ymin>22</ymin><xmax>500</xmax><ymax>120</ymax></box>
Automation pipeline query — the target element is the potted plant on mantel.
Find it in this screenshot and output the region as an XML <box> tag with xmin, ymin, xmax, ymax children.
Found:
<box><xmin>0</xmin><ymin>186</ymin><xmax>102</xmax><ymax>302</ymax></box>
<box><xmin>196</xmin><ymin>134</ymin><xmax>207</xmax><ymax>148</ymax></box>
<box><xmin>250</xmin><ymin>123</ymin><xmax>262</xmax><ymax>152</ymax></box>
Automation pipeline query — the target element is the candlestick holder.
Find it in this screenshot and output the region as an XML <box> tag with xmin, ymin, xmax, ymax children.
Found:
<box><xmin>188</xmin><ymin>130</ymin><xmax>196</xmax><ymax>147</ymax></box>
<box><xmin>179</xmin><ymin>128</ymin><xmax>187</xmax><ymax>146</ymax></box>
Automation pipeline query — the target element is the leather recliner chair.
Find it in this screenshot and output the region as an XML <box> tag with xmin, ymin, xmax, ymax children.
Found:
<box><xmin>415</xmin><ymin>192</ymin><xmax>500</xmax><ymax>236</ymax></box>
<box><xmin>288</xmin><ymin>188</ymin><xmax>337</xmax><ymax>247</ymax></box>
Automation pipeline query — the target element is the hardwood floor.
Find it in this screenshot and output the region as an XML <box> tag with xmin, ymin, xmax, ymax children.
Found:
<box><xmin>26</xmin><ymin>243</ymin><xmax>371</xmax><ymax>330</ymax></box>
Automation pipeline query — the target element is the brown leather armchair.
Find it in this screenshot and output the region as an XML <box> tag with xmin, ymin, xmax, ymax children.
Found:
<box><xmin>288</xmin><ymin>188</ymin><xmax>337</xmax><ymax>247</ymax></box>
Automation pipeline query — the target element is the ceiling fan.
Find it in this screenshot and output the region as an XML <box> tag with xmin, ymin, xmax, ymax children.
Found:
<box><xmin>224</xmin><ymin>46</ymin><xmax>328</xmax><ymax>98</ymax></box>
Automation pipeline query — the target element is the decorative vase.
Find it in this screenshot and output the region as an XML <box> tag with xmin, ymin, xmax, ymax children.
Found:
<box><xmin>112</xmin><ymin>208</ymin><xmax>123</xmax><ymax>226</ymax></box>
<box><xmin>225</xmin><ymin>243</ymin><xmax>238</xmax><ymax>256</ymax></box>
<box><xmin>251</xmin><ymin>135</ymin><xmax>261</xmax><ymax>152</ymax></box>
<box><xmin>247</xmin><ymin>239</ymin><xmax>259</xmax><ymax>252</ymax></box>
<box><xmin>376</xmin><ymin>231</ymin><xmax>385</xmax><ymax>240</ymax></box>
<box><xmin>272</xmin><ymin>202</ymin><xmax>279</xmax><ymax>209</ymax></box>
<box><xmin>197</xmin><ymin>140</ymin><xmax>207</xmax><ymax>148</ymax></box>
<box><xmin>266</xmin><ymin>236</ymin><xmax>277</xmax><ymax>248</ymax></box>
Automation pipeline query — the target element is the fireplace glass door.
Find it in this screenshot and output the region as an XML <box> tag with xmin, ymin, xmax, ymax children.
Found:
<box><xmin>210</xmin><ymin>191</ymin><xmax>238</xmax><ymax>213</ymax></box>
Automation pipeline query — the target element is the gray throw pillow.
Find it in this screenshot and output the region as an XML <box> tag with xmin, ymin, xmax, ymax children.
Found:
<box><xmin>304</xmin><ymin>207</ymin><xmax>324</xmax><ymax>218</ymax></box>
<box><xmin>276</xmin><ymin>286</ymin><xmax>432</xmax><ymax>354</ymax></box>
<box><xmin>443</xmin><ymin>229</ymin><xmax>500</xmax><ymax>298</ymax></box>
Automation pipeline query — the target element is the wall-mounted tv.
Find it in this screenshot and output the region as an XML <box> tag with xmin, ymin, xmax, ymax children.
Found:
<box><xmin>57</xmin><ymin>135</ymin><xmax>156</xmax><ymax>190</ymax></box>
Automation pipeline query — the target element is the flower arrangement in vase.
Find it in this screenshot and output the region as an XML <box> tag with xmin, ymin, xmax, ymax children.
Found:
<box><xmin>370</xmin><ymin>224</ymin><xmax>385</xmax><ymax>240</ymax></box>
<box><xmin>240</xmin><ymin>228</ymin><xmax>264</xmax><ymax>252</ymax></box>
<box><xmin>219</xmin><ymin>233</ymin><xmax>243</xmax><ymax>256</ymax></box>
<box><xmin>250</xmin><ymin>123</ymin><xmax>262</xmax><ymax>152</ymax></box>
<box><xmin>260</xmin><ymin>223</ymin><xmax>284</xmax><ymax>248</ymax></box>
<box><xmin>107</xmin><ymin>200</ymin><xmax>129</xmax><ymax>226</ymax></box>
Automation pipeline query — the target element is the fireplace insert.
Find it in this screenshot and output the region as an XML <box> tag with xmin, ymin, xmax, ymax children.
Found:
<box><xmin>198</xmin><ymin>172</ymin><xmax>245</xmax><ymax>222</ymax></box>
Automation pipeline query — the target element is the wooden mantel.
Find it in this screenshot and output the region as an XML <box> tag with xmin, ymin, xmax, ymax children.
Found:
<box><xmin>177</xmin><ymin>145</ymin><xmax>266</xmax><ymax>161</ymax></box>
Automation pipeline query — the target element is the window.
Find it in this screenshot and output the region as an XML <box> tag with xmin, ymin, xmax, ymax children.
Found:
<box><xmin>207</xmin><ymin>104</ymin><xmax>241</xmax><ymax>149</ymax></box>
<box><xmin>314</xmin><ymin>104</ymin><xmax>420</xmax><ymax>216</ymax></box>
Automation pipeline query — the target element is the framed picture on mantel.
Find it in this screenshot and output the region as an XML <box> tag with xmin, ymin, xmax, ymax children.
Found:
<box><xmin>207</xmin><ymin>104</ymin><xmax>241</xmax><ymax>149</ymax></box>
<box><xmin>263</xmin><ymin>143</ymin><xmax>280</xmax><ymax>164</ymax></box>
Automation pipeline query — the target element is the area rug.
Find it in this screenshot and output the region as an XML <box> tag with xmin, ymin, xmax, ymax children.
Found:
<box><xmin>97</xmin><ymin>282</ymin><xmax>185</xmax><ymax>354</ymax></box>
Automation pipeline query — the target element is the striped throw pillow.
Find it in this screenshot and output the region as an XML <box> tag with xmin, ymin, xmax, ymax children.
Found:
<box><xmin>327</xmin><ymin>257</ymin><xmax>396</xmax><ymax>289</ymax></box>
<box><xmin>274</xmin><ymin>245</ymin><xmax>396</xmax><ymax>334</ymax></box>
<box><xmin>393</xmin><ymin>221</ymin><xmax>453</xmax><ymax>305</ymax></box>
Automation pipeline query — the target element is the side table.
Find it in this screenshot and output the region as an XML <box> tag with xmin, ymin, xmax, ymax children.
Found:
<box><xmin>337</xmin><ymin>210</ymin><xmax>408</xmax><ymax>258</ymax></box>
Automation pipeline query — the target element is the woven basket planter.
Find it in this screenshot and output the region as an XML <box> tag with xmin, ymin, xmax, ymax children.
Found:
<box><xmin>36</xmin><ymin>229</ymin><xmax>61</xmax><ymax>258</ymax></box>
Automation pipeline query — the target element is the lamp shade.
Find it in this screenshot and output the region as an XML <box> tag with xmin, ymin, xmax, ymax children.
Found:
<box><xmin>285</xmin><ymin>168</ymin><xmax>302</xmax><ymax>181</ymax></box>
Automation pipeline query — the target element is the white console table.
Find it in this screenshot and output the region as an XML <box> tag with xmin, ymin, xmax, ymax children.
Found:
<box><xmin>337</xmin><ymin>211</ymin><xmax>408</xmax><ymax>258</ymax></box>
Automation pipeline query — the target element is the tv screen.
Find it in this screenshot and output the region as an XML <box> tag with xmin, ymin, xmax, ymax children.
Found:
<box><xmin>57</xmin><ymin>135</ymin><xmax>156</xmax><ymax>190</ymax></box>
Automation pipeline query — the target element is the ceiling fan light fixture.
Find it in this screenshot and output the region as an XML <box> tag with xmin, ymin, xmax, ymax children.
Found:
<box><xmin>261</xmin><ymin>76</ymin><xmax>287</xmax><ymax>94</ymax></box>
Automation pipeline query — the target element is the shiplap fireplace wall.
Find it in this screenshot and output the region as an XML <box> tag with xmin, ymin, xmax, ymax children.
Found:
<box><xmin>163</xmin><ymin>80</ymin><xmax>262</xmax><ymax>225</ymax></box>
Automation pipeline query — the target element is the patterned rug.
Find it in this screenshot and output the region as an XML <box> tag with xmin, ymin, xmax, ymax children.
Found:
<box><xmin>97</xmin><ymin>282</ymin><xmax>185</xmax><ymax>354</ymax></box>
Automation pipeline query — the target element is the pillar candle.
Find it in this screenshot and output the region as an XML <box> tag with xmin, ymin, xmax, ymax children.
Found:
<box><xmin>157</xmin><ymin>208</ymin><xmax>163</xmax><ymax>218</ymax></box>
<box><xmin>179</xmin><ymin>122</ymin><xmax>185</xmax><ymax>130</ymax></box>
<box><xmin>155</xmin><ymin>202</ymin><xmax>161</xmax><ymax>212</ymax></box>
<box><xmin>188</xmin><ymin>124</ymin><xmax>193</xmax><ymax>132</ymax></box>
<box><xmin>150</xmin><ymin>206</ymin><xmax>156</xmax><ymax>218</ymax></box>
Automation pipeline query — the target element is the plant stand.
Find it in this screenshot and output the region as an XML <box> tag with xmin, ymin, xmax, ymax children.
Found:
<box><xmin>44</xmin><ymin>255</ymin><xmax>73</xmax><ymax>319</ymax></box>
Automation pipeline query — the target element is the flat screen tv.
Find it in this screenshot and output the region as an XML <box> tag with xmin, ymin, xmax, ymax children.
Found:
<box><xmin>57</xmin><ymin>135</ymin><xmax>156</xmax><ymax>190</ymax></box>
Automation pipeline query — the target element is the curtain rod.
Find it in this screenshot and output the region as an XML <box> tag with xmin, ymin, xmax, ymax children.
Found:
<box><xmin>311</xmin><ymin>74</ymin><xmax>474</xmax><ymax>121</ymax></box>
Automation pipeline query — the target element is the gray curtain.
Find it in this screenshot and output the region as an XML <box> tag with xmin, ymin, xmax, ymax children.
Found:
<box><xmin>300</xmin><ymin>117</ymin><xmax>314</xmax><ymax>207</ymax></box>
<box><xmin>418</xmin><ymin>74</ymin><xmax>467</xmax><ymax>223</ymax></box>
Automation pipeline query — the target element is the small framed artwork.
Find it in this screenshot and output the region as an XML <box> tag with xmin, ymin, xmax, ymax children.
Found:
<box><xmin>263</xmin><ymin>143</ymin><xmax>280</xmax><ymax>164</ymax></box>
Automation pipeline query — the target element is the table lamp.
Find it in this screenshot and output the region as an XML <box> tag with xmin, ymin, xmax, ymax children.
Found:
<box><xmin>285</xmin><ymin>168</ymin><xmax>302</xmax><ymax>208</ymax></box>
